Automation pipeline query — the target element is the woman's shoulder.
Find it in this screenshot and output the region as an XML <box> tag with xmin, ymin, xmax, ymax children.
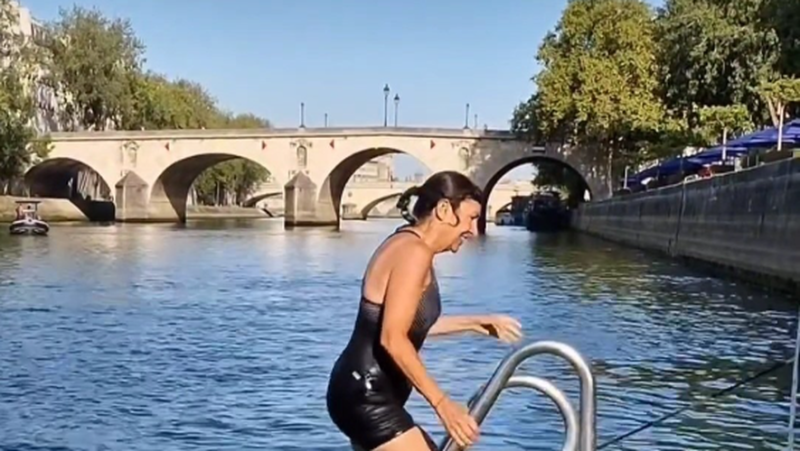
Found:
<box><xmin>379</xmin><ymin>230</ymin><xmax>430</xmax><ymax>262</ymax></box>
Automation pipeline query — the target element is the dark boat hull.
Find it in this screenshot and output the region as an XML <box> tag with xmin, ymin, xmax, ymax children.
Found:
<box><xmin>9</xmin><ymin>218</ymin><xmax>50</xmax><ymax>236</ymax></box>
<box><xmin>525</xmin><ymin>210</ymin><xmax>570</xmax><ymax>232</ymax></box>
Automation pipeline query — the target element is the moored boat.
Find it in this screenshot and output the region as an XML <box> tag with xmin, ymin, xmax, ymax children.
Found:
<box><xmin>9</xmin><ymin>200</ymin><xmax>50</xmax><ymax>236</ymax></box>
<box><xmin>524</xmin><ymin>191</ymin><xmax>570</xmax><ymax>233</ymax></box>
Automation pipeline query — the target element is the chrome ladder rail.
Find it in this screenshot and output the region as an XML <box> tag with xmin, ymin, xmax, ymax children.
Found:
<box><xmin>788</xmin><ymin>303</ymin><xmax>800</xmax><ymax>450</ymax></box>
<box><xmin>439</xmin><ymin>340</ymin><xmax>596</xmax><ymax>451</ymax></box>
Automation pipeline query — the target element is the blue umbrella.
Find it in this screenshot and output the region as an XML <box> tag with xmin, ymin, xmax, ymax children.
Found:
<box><xmin>726</xmin><ymin>119</ymin><xmax>800</xmax><ymax>149</ymax></box>
<box><xmin>686</xmin><ymin>145</ymin><xmax>748</xmax><ymax>165</ymax></box>
<box><xmin>632</xmin><ymin>155</ymin><xmax>703</xmax><ymax>182</ymax></box>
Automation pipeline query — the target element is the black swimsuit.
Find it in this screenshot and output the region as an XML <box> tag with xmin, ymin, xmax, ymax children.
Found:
<box><xmin>326</xmin><ymin>228</ymin><xmax>442</xmax><ymax>450</ymax></box>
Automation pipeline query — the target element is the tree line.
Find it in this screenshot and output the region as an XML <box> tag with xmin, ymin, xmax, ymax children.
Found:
<box><xmin>513</xmin><ymin>0</ymin><xmax>800</xmax><ymax>194</ymax></box>
<box><xmin>0</xmin><ymin>2</ymin><xmax>270</xmax><ymax>204</ymax></box>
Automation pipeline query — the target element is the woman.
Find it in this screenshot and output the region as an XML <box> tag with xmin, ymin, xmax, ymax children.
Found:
<box><xmin>326</xmin><ymin>171</ymin><xmax>523</xmax><ymax>451</ymax></box>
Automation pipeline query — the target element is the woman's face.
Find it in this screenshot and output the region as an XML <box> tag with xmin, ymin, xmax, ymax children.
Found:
<box><xmin>437</xmin><ymin>198</ymin><xmax>481</xmax><ymax>253</ymax></box>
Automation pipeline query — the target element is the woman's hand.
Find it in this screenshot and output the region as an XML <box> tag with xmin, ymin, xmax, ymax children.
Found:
<box><xmin>475</xmin><ymin>315</ymin><xmax>523</xmax><ymax>343</ymax></box>
<box><xmin>434</xmin><ymin>395</ymin><xmax>479</xmax><ymax>449</ymax></box>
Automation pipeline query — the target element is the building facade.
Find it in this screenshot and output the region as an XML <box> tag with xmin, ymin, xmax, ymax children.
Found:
<box><xmin>350</xmin><ymin>155</ymin><xmax>394</xmax><ymax>182</ymax></box>
<box><xmin>9</xmin><ymin>0</ymin><xmax>61</xmax><ymax>134</ymax></box>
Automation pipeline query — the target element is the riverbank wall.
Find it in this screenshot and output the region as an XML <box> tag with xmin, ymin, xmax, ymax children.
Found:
<box><xmin>0</xmin><ymin>196</ymin><xmax>90</xmax><ymax>222</ymax></box>
<box><xmin>571</xmin><ymin>157</ymin><xmax>800</xmax><ymax>294</ymax></box>
<box><xmin>0</xmin><ymin>196</ymin><xmax>271</xmax><ymax>222</ymax></box>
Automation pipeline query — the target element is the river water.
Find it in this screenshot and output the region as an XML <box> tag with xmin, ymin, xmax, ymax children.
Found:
<box><xmin>0</xmin><ymin>218</ymin><xmax>797</xmax><ymax>451</ymax></box>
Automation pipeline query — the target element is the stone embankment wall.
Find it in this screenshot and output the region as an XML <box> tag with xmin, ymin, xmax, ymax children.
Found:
<box><xmin>572</xmin><ymin>157</ymin><xmax>800</xmax><ymax>293</ymax></box>
<box><xmin>0</xmin><ymin>196</ymin><xmax>270</xmax><ymax>222</ymax></box>
<box><xmin>0</xmin><ymin>196</ymin><xmax>88</xmax><ymax>222</ymax></box>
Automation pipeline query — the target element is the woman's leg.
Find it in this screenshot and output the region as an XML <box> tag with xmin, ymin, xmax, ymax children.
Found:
<box><xmin>374</xmin><ymin>427</ymin><xmax>437</xmax><ymax>451</ymax></box>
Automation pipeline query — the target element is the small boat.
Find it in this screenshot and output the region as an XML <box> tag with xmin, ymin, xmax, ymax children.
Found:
<box><xmin>524</xmin><ymin>191</ymin><xmax>570</xmax><ymax>233</ymax></box>
<box><xmin>494</xmin><ymin>209</ymin><xmax>515</xmax><ymax>226</ymax></box>
<box><xmin>9</xmin><ymin>200</ymin><xmax>50</xmax><ymax>236</ymax></box>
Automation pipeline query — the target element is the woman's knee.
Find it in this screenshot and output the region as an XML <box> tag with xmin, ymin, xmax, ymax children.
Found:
<box><xmin>374</xmin><ymin>427</ymin><xmax>436</xmax><ymax>451</ymax></box>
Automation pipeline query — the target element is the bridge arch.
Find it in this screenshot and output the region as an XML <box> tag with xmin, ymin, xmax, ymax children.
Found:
<box><xmin>316</xmin><ymin>147</ymin><xmax>432</xmax><ymax>226</ymax></box>
<box><xmin>477</xmin><ymin>155</ymin><xmax>591</xmax><ymax>234</ymax></box>
<box><xmin>25</xmin><ymin>157</ymin><xmax>113</xmax><ymax>199</ymax></box>
<box><xmin>242</xmin><ymin>190</ymin><xmax>282</xmax><ymax>208</ymax></box>
<box><xmin>24</xmin><ymin>157</ymin><xmax>116</xmax><ymax>221</ymax></box>
<box><xmin>149</xmin><ymin>154</ymin><xmax>273</xmax><ymax>222</ymax></box>
<box><xmin>498</xmin><ymin>201</ymin><xmax>512</xmax><ymax>211</ymax></box>
<box><xmin>359</xmin><ymin>192</ymin><xmax>403</xmax><ymax>220</ymax></box>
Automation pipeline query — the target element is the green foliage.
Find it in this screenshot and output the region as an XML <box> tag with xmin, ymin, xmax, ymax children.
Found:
<box><xmin>763</xmin><ymin>0</ymin><xmax>800</xmax><ymax>77</ymax></box>
<box><xmin>121</xmin><ymin>73</ymin><xmax>220</xmax><ymax>130</ymax></box>
<box><xmin>192</xmin><ymin>159</ymin><xmax>270</xmax><ymax>206</ymax></box>
<box><xmin>758</xmin><ymin>77</ymin><xmax>800</xmax><ymax>126</ymax></box>
<box><xmin>191</xmin><ymin>114</ymin><xmax>272</xmax><ymax>206</ymax></box>
<box><xmin>531</xmin><ymin>159</ymin><xmax>586</xmax><ymax>207</ymax></box>
<box><xmin>34</xmin><ymin>6</ymin><xmax>271</xmax><ymax>206</ymax></box>
<box><xmin>217</xmin><ymin>113</ymin><xmax>272</xmax><ymax>129</ymax></box>
<box><xmin>513</xmin><ymin>0</ymin><xmax>800</xmax><ymax>193</ymax></box>
<box><xmin>41</xmin><ymin>5</ymin><xmax>145</xmax><ymax>131</ymax></box>
<box><xmin>0</xmin><ymin>0</ymin><xmax>49</xmax><ymax>193</ymax></box>
<box><xmin>696</xmin><ymin>104</ymin><xmax>754</xmax><ymax>146</ymax></box>
<box><xmin>511</xmin><ymin>94</ymin><xmax>545</xmax><ymax>145</ymax></box>
<box><xmin>655</xmin><ymin>0</ymin><xmax>779</xmax><ymax>128</ymax></box>
<box><xmin>525</xmin><ymin>0</ymin><xmax>665</xmax><ymax>191</ymax></box>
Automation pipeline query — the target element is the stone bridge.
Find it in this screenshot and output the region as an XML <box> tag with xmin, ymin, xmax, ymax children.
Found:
<box><xmin>24</xmin><ymin>126</ymin><xmax>607</xmax><ymax>233</ymax></box>
<box><xmin>243</xmin><ymin>180</ymin><xmax>536</xmax><ymax>221</ymax></box>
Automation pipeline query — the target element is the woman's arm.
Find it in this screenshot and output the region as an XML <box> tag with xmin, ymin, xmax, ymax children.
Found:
<box><xmin>379</xmin><ymin>242</ymin><xmax>446</xmax><ymax>407</ymax></box>
<box><xmin>430</xmin><ymin>314</ymin><xmax>524</xmax><ymax>342</ymax></box>
<box><xmin>429</xmin><ymin>315</ymin><xmax>483</xmax><ymax>336</ymax></box>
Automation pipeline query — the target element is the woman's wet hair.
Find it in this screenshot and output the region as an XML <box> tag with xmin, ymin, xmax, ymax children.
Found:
<box><xmin>396</xmin><ymin>171</ymin><xmax>483</xmax><ymax>225</ymax></box>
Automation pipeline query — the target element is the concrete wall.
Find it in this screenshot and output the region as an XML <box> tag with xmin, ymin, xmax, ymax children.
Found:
<box><xmin>572</xmin><ymin>157</ymin><xmax>800</xmax><ymax>293</ymax></box>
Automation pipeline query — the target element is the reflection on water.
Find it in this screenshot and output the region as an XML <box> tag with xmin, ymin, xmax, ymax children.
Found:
<box><xmin>0</xmin><ymin>218</ymin><xmax>796</xmax><ymax>450</ymax></box>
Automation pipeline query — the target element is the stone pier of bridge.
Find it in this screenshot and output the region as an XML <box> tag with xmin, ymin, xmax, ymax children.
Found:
<box><xmin>243</xmin><ymin>179</ymin><xmax>538</xmax><ymax>222</ymax></box>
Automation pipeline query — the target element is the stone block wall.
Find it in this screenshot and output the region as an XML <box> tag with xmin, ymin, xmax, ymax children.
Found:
<box><xmin>572</xmin><ymin>157</ymin><xmax>800</xmax><ymax>293</ymax></box>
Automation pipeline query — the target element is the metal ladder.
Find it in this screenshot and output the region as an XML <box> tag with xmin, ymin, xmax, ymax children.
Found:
<box><xmin>788</xmin><ymin>304</ymin><xmax>800</xmax><ymax>451</ymax></box>
<box><xmin>438</xmin><ymin>340</ymin><xmax>596</xmax><ymax>451</ymax></box>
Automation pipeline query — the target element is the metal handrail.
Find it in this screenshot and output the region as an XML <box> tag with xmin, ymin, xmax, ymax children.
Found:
<box><xmin>439</xmin><ymin>340</ymin><xmax>596</xmax><ymax>451</ymax></box>
<box><xmin>505</xmin><ymin>375</ymin><xmax>579</xmax><ymax>451</ymax></box>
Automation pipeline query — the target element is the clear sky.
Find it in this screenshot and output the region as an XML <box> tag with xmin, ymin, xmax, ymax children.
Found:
<box><xmin>20</xmin><ymin>0</ymin><xmax>661</xmax><ymax>179</ymax></box>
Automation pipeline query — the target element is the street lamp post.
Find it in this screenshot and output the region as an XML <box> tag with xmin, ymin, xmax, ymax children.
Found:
<box><xmin>464</xmin><ymin>103</ymin><xmax>470</xmax><ymax>129</ymax></box>
<box><xmin>324</xmin><ymin>113</ymin><xmax>328</xmax><ymax>128</ymax></box>
<box><xmin>383</xmin><ymin>84</ymin><xmax>390</xmax><ymax>127</ymax></box>
<box><xmin>393</xmin><ymin>94</ymin><xmax>400</xmax><ymax>127</ymax></box>
<box><xmin>300</xmin><ymin>102</ymin><xmax>305</xmax><ymax>128</ymax></box>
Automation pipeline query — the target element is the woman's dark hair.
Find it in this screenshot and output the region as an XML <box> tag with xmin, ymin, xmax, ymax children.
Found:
<box><xmin>396</xmin><ymin>171</ymin><xmax>483</xmax><ymax>225</ymax></box>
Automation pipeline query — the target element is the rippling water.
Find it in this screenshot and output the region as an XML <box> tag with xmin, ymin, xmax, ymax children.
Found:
<box><xmin>0</xmin><ymin>218</ymin><xmax>797</xmax><ymax>450</ymax></box>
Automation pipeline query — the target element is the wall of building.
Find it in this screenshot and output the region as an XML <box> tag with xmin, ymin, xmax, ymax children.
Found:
<box><xmin>351</xmin><ymin>155</ymin><xmax>394</xmax><ymax>182</ymax></box>
<box><xmin>572</xmin><ymin>157</ymin><xmax>800</xmax><ymax>293</ymax></box>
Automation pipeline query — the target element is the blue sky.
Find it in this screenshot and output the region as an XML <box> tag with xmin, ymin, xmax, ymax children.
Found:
<box><xmin>21</xmin><ymin>0</ymin><xmax>662</xmax><ymax>178</ymax></box>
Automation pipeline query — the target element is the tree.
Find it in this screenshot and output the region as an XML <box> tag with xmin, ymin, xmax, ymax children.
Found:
<box><xmin>655</xmin><ymin>0</ymin><xmax>780</xmax><ymax>129</ymax></box>
<box><xmin>763</xmin><ymin>0</ymin><xmax>800</xmax><ymax>77</ymax></box>
<box><xmin>530</xmin><ymin>0</ymin><xmax>665</xmax><ymax>193</ymax></box>
<box><xmin>217</xmin><ymin>112</ymin><xmax>271</xmax><ymax>129</ymax></box>
<box><xmin>696</xmin><ymin>104</ymin><xmax>754</xmax><ymax>148</ymax></box>
<box><xmin>758</xmin><ymin>77</ymin><xmax>800</xmax><ymax>150</ymax></box>
<box><xmin>40</xmin><ymin>6</ymin><xmax>145</xmax><ymax>131</ymax></box>
<box><xmin>121</xmin><ymin>73</ymin><xmax>220</xmax><ymax>130</ymax></box>
<box><xmin>0</xmin><ymin>0</ymin><xmax>50</xmax><ymax>193</ymax></box>
<box><xmin>192</xmin><ymin>113</ymin><xmax>272</xmax><ymax>206</ymax></box>
<box><xmin>510</xmin><ymin>93</ymin><xmax>545</xmax><ymax>145</ymax></box>
<box><xmin>531</xmin><ymin>159</ymin><xmax>587</xmax><ymax>207</ymax></box>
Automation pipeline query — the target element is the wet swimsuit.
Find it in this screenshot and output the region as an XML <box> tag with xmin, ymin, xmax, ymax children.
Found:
<box><xmin>326</xmin><ymin>228</ymin><xmax>442</xmax><ymax>450</ymax></box>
